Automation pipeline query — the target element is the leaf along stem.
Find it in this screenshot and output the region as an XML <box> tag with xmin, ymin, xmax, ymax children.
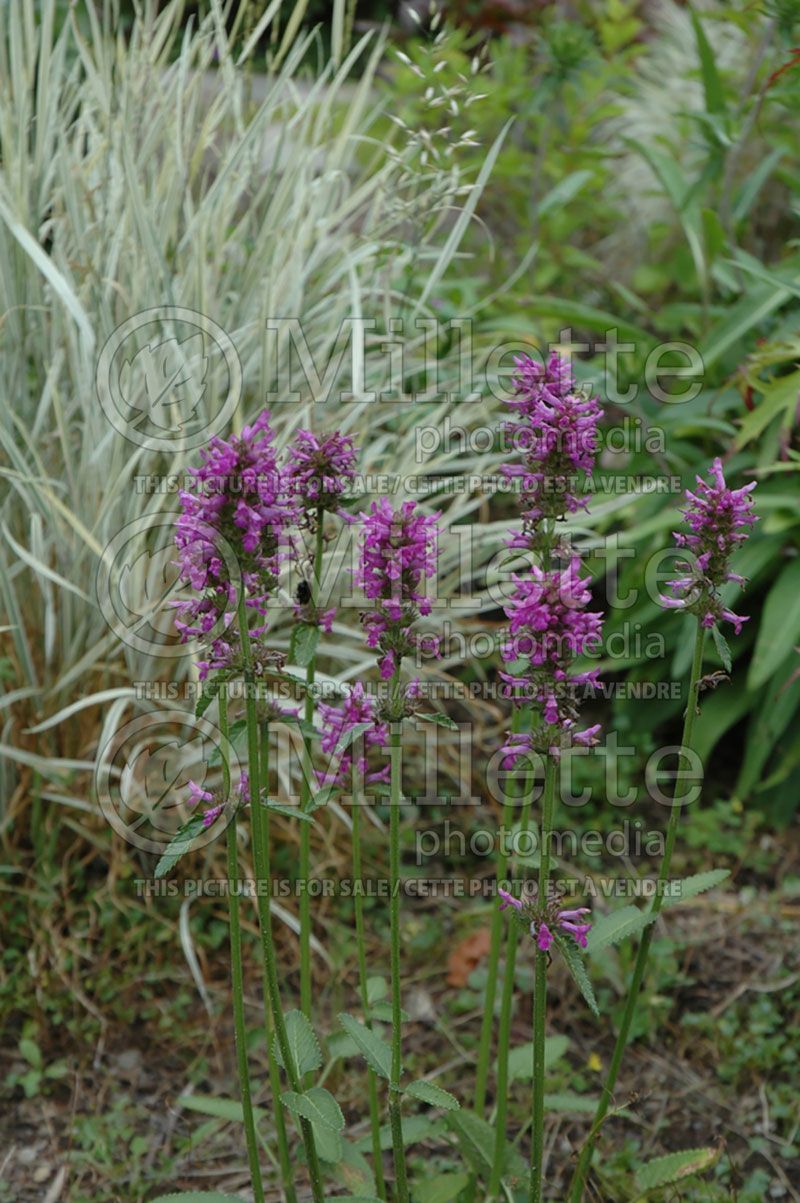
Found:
<box><xmin>389</xmin><ymin>717</ymin><xmax>410</xmax><ymax>1203</ymax></box>
<box><xmin>299</xmin><ymin>509</ymin><xmax>326</xmax><ymax>1026</ymax></box>
<box><xmin>530</xmin><ymin>755</ymin><xmax>557</xmax><ymax>1203</ymax></box>
<box><xmin>237</xmin><ymin>594</ymin><xmax>324</xmax><ymax>1203</ymax></box>
<box><xmin>352</xmin><ymin>775</ymin><xmax>388</xmax><ymax>1200</ymax></box>
<box><xmin>219</xmin><ymin>689</ymin><xmax>267</xmax><ymax>1203</ymax></box>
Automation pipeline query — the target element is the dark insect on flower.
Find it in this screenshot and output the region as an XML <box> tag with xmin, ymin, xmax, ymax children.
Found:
<box><xmin>295</xmin><ymin>579</ymin><xmax>311</xmax><ymax>605</ymax></box>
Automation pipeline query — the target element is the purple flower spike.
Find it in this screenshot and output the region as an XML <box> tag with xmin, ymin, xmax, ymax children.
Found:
<box><xmin>500</xmin><ymin>557</ymin><xmax>603</xmax><ymax>747</ymax></box>
<box><xmin>501</xmin><ymin>350</ymin><xmax>602</xmax><ymax>537</ymax></box>
<box><xmin>355</xmin><ymin>499</ymin><xmax>440</xmax><ymax>682</ymax></box>
<box><xmin>317</xmin><ymin>682</ymin><xmax>390</xmax><ymax>788</ymax></box>
<box><xmin>173</xmin><ymin>410</ymin><xmax>293</xmax><ymax>661</ymax></box>
<box><xmin>667</xmin><ymin>457</ymin><xmax>757</xmax><ymax>633</ymax></box>
<box><xmin>283</xmin><ymin>429</ymin><xmax>358</xmax><ymax>517</ymax></box>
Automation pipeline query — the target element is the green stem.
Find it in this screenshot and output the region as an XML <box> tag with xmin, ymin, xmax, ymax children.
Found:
<box><xmin>488</xmin><ymin>741</ymin><xmax>536</xmax><ymax>1197</ymax></box>
<box><xmin>389</xmin><ymin>720</ymin><xmax>409</xmax><ymax>1203</ymax></box>
<box><xmin>567</xmin><ymin>622</ymin><xmax>707</xmax><ymax>1203</ymax></box>
<box><xmin>474</xmin><ymin>707</ymin><xmax>524</xmax><ymax>1114</ymax></box>
<box><xmin>353</xmin><ymin>789</ymin><xmax>387</xmax><ymax>1201</ymax></box>
<box><xmin>258</xmin><ymin>722</ymin><xmax>298</xmax><ymax>1203</ymax></box>
<box><xmin>237</xmin><ymin>595</ymin><xmax>324</xmax><ymax>1203</ymax></box>
<box><xmin>530</xmin><ymin>757</ymin><xmax>557</xmax><ymax>1203</ymax></box>
<box><xmin>220</xmin><ymin>691</ymin><xmax>266</xmax><ymax>1203</ymax></box>
<box><xmin>299</xmin><ymin>510</ymin><xmax>325</xmax><ymax>1024</ymax></box>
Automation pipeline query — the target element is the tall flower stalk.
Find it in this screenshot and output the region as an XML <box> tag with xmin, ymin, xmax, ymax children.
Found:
<box><xmin>174</xmin><ymin>410</ymin><xmax>323</xmax><ymax>1202</ymax></box>
<box><xmin>318</xmin><ymin>683</ymin><xmax>390</xmax><ymax>1199</ymax></box>
<box><xmin>485</xmin><ymin>350</ymin><xmax>602</xmax><ymax>1202</ymax></box>
<box><xmin>568</xmin><ymin>458</ymin><xmax>757</xmax><ymax>1202</ymax></box>
<box><xmin>283</xmin><ymin>429</ymin><xmax>357</xmax><ymax>1024</ymax></box>
<box><xmin>218</xmin><ymin>690</ymin><xmax>266</xmax><ymax>1203</ymax></box>
<box><xmin>355</xmin><ymin>497</ymin><xmax>440</xmax><ymax>1203</ymax></box>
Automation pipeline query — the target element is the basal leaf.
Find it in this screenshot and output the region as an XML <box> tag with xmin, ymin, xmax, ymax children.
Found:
<box><xmin>414</xmin><ymin>1172</ymin><xmax>471</xmax><ymax>1203</ymax></box>
<box><xmin>154</xmin><ymin>814</ymin><xmax>207</xmax><ymax>878</ymax></box>
<box><xmin>281</xmin><ymin>1086</ymin><xmax>344</xmax><ymax>1131</ymax></box>
<box><xmin>178</xmin><ymin>1093</ymin><xmax>266</xmax><ymax>1124</ymax></box>
<box><xmin>274</xmin><ymin>1010</ymin><xmax>322</xmax><ymax>1079</ymax></box>
<box><xmin>412</xmin><ymin>711</ymin><xmax>459</xmax><ymax>730</ymax></box>
<box><xmin>149</xmin><ymin>1194</ymin><xmax>248</xmax><ymax>1202</ymax></box>
<box><xmin>404</xmin><ymin>1080</ymin><xmax>460</xmax><ymax>1111</ymax></box>
<box><xmin>634</xmin><ymin>1145</ymin><xmax>721</xmax><ymax>1194</ymax></box>
<box><xmin>508</xmin><ymin>1034</ymin><xmax>569</xmax><ymax>1082</ymax></box>
<box><xmin>338</xmin><ymin>1013</ymin><xmax>392</xmax><ymax>1080</ymax></box>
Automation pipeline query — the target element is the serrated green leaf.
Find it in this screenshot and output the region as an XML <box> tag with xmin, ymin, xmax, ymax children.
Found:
<box><xmin>711</xmin><ymin>624</ymin><xmax>732</xmax><ymax>673</ymax></box>
<box><xmin>662</xmin><ymin>869</ymin><xmax>729</xmax><ymax>907</ymax></box>
<box><xmin>586</xmin><ymin>906</ymin><xmax>657</xmax><ymax>955</ymax></box>
<box><xmin>370</xmin><ymin>1002</ymin><xmax>409</xmax><ymax>1023</ymax></box>
<box><xmin>290</xmin><ymin>621</ymin><xmax>320</xmax><ymax>668</ymax></box>
<box><xmin>307</xmin><ymin>784</ymin><xmax>336</xmax><ymax>812</ymax></box>
<box><xmin>274</xmin><ymin>1010</ymin><xmax>322</xmax><ymax>1079</ymax></box>
<box><xmin>542</xmin><ymin>1092</ymin><xmax>603</xmax><ymax>1114</ymax></box>
<box><xmin>412</xmin><ymin>711</ymin><xmax>459</xmax><ymax>730</ymax></box>
<box><xmin>178</xmin><ymin>1094</ymin><xmax>266</xmax><ymax>1124</ymax></box>
<box><xmin>313</xmin><ymin>1123</ymin><xmax>344</xmax><ymax>1164</ymax></box>
<box><xmin>446</xmin><ymin>1111</ymin><xmax>494</xmax><ymax>1176</ymax></box>
<box><xmin>366</xmin><ymin>976</ymin><xmax>387</xmax><ymax>1005</ymax></box>
<box><xmin>404</xmin><ymin>1080</ymin><xmax>459</xmax><ymax>1111</ymax></box>
<box><xmin>508</xmin><ymin>1034</ymin><xmax>569</xmax><ymax>1082</ymax></box>
<box><xmin>634</xmin><ymin>1145</ymin><xmax>721</xmax><ymax>1194</ymax></box>
<box><xmin>281</xmin><ymin>1086</ymin><xmax>344</xmax><ymax>1131</ymax></box>
<box><xmin>263</xmin><ymin>799</ymin><xmax>314</xmax><ymax>823</ymax></box>
<box><xmin>195</xmin><ymin>673</ymin><xmax>229</xmax><ymax>718</ymax></box>
<box><xmin>556</xmin><ymin>934</ymin><xmax>599</xmax><ymax>1017</ymax></box>
<box><xmin>207</xmin><ymin>720</ymin><xmax>246</xmax><ymax>765</ymax></box>
<box><xmin>338</xmin><ymin>1013</ymin><xmax>392</xmax><ymax>1080</ymax></box>
<box><xmin>154</xmin><ymin>814</ymin><xmax>207</xmax><ymax>878</ymax></box>
<box><xmin>414</xmin><ymin>1172</ymin><xmax>471</xmax><ymax>1203</ymax></box>
<box><xmin>354</xmin><ymin>1115</ymin><xmax>444</xmax><ymax>1154</ymax></box>
<box><xmin>149</xmin><ymin>1194</ymin><xmax>247</xmax><ymax>1202</ymax></box>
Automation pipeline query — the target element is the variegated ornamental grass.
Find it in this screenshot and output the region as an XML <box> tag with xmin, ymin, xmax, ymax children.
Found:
<box><xmin>0</xmin><ymin>0</ymin><xmax>511</xmax><ymax>816</ymax></box>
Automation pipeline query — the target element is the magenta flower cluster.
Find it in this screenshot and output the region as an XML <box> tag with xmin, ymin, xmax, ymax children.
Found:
<box><xmin>317</xmin><ymin>682</ymin><xmax>390</xmax><ymax>787</ymax></box>
<box><xmin>173</xmin><ymin>411</ymin><xmax>291</xmax><ymax>671</ymax></box>
<box><xmin>500</xmin><ymin>558</ymin><xmax>603</xmax><ymax>759</ymax></box>
<box><xmin>499</xmin><ymin>888</ymin><xmax>591</xmax><ymax>951</ymax></box>
<box><xmin>173</xmin><ymin>413</ymin><xmax>359</xmax><ymax>676</ymax></box>
<box><xmin>664</xmin><ymin>458</ymin><xmax>758</xmax><ymax>634</ymax></box>
<box><xmin>355</xmin><ymin>498</ymin><xmax>440</xmax><ymax>682</ymax></box>
<box><xmin>187</xmin><ymin>772</ymin><xmax>249</xmax><ymax>829</ymax></box>
<box><xmin>501</xmin><ymin>349</ymin><xmax>602</xmax><ymax>536</ymax></box>
<box><xmin>282</xmin><ymin>429</ymin><xmax>358</xmax><ymax>517</ymax></box>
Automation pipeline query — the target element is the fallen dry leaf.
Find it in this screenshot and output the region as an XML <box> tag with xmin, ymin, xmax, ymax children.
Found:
<box><xmin>447</xmin><ymin>927</ymin><xmax>492</xmax><ymax>987</ymax></box>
